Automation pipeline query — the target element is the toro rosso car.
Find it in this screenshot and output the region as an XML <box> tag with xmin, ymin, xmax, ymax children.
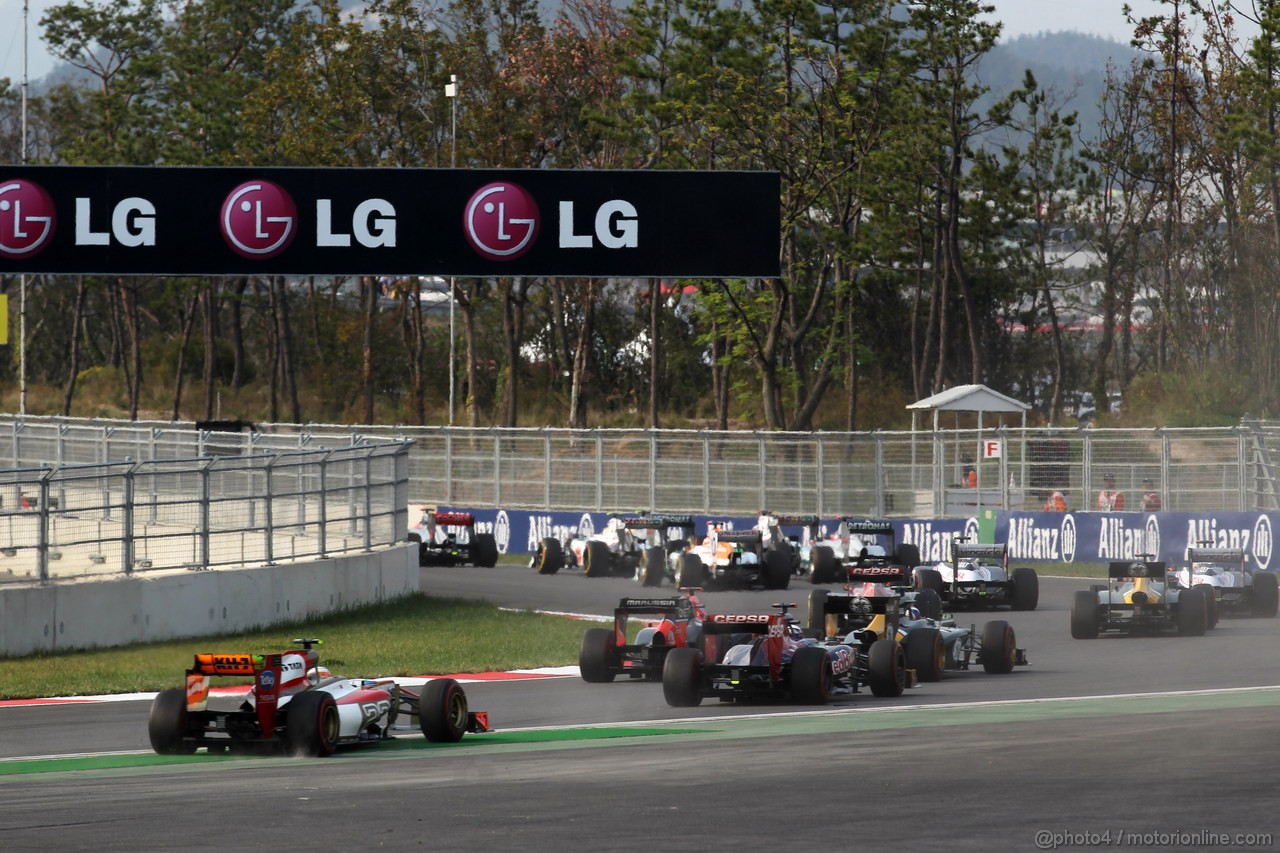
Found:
<box><xmin>806</xmin><ymin>586</ymin><xmax>1025</xmax><ymax>681</ymax></box>
<box><xmin>579</xmin><ymin>589</ymin><xmax>710</xmax><ymax>682</ymax></box>
<box><xmin>918</xmin><ymin>542</ymin><xmax>1039</xmax><ymax>611</ymax></box>
<box><xmin>673</xmin><ymin>523</ymin><xmax>792</xmax><ymax>590</ymax></box>
<box><xmin>147</xmin><ymin>639</ymin><xmax>491</xmax><ymax>757</ymax></box>
<box><xmin>408</xmin><ymin>510</ymin><xmax>499</xmax><ymax>568</ymax></box>
<box><xmin>1171</xmin><ymin>547</ymin><xmax>1279</xmax><ymax>619</ymax></box>
<box><xmin>661</xmin><ymin>603</ymin><xmax>907</xmax><ymax>706</ymax></box>
<box><xmin>1071</xmin><ymin>560</ymin><xmax>1210</xmax><ymax>639</ymax></box>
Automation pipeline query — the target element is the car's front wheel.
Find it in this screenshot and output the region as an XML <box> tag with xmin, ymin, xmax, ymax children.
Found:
<box><xmin>535</xmin><ymin>537</ymin><xmax>563</xmax><ymax>575</ymax></box>
<box><xmin>419</xmin><ymin>678</ymin><xmax>469</xmax><ymax>743</ymax></box>
<box><xmin>904</xmin><ymin>627</ymin><xmax>945</xmax><ymax>682</ymax></box>
<box><xmin>980</xmin><ymin>620</ymin><xmax>1017</xmax><ymax>674</ymax></box>
<box><xmin>867</xmin><ymin>639</ymin><xmax>906</xmax><ymax>697</ymax></box>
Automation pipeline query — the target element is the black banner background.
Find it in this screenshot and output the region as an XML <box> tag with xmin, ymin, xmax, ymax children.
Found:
<box><xmin>0</xmin><ymin>167</ymin><xmax>780</xmax><ymax>278</ymax></box>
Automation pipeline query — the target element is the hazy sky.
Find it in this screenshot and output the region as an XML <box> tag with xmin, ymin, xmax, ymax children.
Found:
<box><xmin>0</xmin><ymin>0</ymin><xmax>1259</xmax><ymax>85</ymax></box>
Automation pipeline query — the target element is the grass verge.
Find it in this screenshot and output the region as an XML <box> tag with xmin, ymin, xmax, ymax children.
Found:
<box><xmin>0</xmin><ymin>595</ymin><xmax>604</xmax><ymax>701</ymax></box>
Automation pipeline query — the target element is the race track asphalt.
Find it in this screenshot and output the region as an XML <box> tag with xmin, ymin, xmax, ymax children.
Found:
<box><xmin>2</xmin><ymin>563</ymin><xmax>1278</xmax><ymax>852</ymax></box>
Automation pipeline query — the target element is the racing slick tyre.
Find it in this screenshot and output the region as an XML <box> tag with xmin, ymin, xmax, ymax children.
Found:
<box><xmin>1010</xmin><ymin>567</ymin><xmax>1040</xmax><ymax>611</ymax></box>
<box><xmin>805</xmin><ymin>588</ymin><xmax>829</xmax><ymax>634</ymax></box>
<box><xmin>790</xmin><ymin>646</ymin><xmax>831</xmax><ymax>704</ymax></box>
<box><xmin>904</xmin><ymin>627</ymin><xmax>945</xmax><ymax>682</ymax></box>
<box><xmin>1177</xmin><ymin>587</ymin><xmax>1207</xmax><ymax>636</ymax></box>
<box><xmin>1193</xmin><ymin>583</ymin><xmax>1218</xmax><ymax>629</ymax></box>
<box><xmin>1070</xmin><ymin>590</ymin><xmax>1100</xmax><ymax>639</ymax></box>
<box><xmin>913</xmin><ymin>588</ymin><xmax>943</xmax><ymax>620</ymax></box>
<box><xmin>676</xmin><ymin>553</ymin><xmax>708</xmax><ymax>589</ymax></box>
<box><xmin>584</xmin><ymin>540</ymin><xmax>613</xmax><ymax>578</ymax></box>
<box><xmin>640</xmin><ymin>546</ymin><xmax>665</xmax><ymax>587</ymax></box>
<box><xmin>1251</xmin><ymin>571</ymin><xmax>1279</xmax><ymax>617</ymax></box>
<box><xmin>471</xmin><ymin>533</ymin><xmax>499</xmax><ymax>568</ymax></box>
<box><xmin>763</xmin><ymin>549</ymin><xmax>792</xmax><ymax>590</ymax></box>
<box><xmin>419</xmin><ymin>678</ymin><xmax>469</xmax><ymax>743</ymax></box>
<box><xmin>913</xmin><ymin>568</ymin><xmax>945</xmax><ymax>597</ymax></box>
<box><xmin>579</xmin><ymin>628</ymin><xmax>619</xmax><ymax>683</ymax></box>
<box><xmin>662</xmin><ymin>647</ymin><xmax>705</xmax><ymax>707</ymax></box>
<box><xmin>980</xmin><ymin>620</ymin><xmax>1017</xmax><ymax>674</ymax></box>
<box><xmin>867</xmin><ymin>639</ymin><xmax>907</xmax><ymax>698</ymax></box>
<box><xmin>148</xmin><ymin>687</ymin><xmax>197</xmax><ymax>755</ymax></box>
<box><xmin>810</xmin><ymin>545</ymin><xmax>840</xmax><ymax>584</ymax></box>
<box><xmin>535</xmin><ymin>537</ymin><xmax>563</xmax><ymax>575</ymax></box>
<box><xmin>894</xmin><ymin>543</ymin><xmax>921</xmax><ymax>568</ymax></box>
<box><xmin>285</xmin><ymin>691</ymin><xmax>340</xmax><ymax>757</ymax></box>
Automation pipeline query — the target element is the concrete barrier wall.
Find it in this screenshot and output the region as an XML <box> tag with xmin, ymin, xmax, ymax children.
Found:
<box><xmin>0</xmin><ymin>545</ymin><xmax>419</xmax><ymax>658</ymax></box>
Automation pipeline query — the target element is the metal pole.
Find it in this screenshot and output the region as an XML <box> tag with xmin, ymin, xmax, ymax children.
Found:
<box><xmin>446</xmin><ymin>75</ymin><xmax>459</xmax><ymax>426</ymax></box>
<box><xmin>19</xmin><ymin>0</ymin><xmax>29</xmax><ymax>416</ymax></box>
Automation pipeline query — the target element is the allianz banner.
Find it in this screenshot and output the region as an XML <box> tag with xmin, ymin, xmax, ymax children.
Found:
<box><xmin>429</xmin><ymin>506</ymin><xmax>1275</xmax><ymax>570</ymax></box>
<box><xmin>0</xmin><ymin>167</ymin><xmax>780</xmax><ymax>278</ymax></box>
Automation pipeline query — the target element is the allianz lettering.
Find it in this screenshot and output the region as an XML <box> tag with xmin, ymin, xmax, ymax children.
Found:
<box><xmin>1006</xmin><ymin>517</ymin><xmax>1061</xmax><ymax>560</ymax></box>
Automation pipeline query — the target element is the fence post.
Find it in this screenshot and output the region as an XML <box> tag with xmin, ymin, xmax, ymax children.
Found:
<box><xmin>493</xmin><ymin>431</ymin><xmax>501</xmax><ymax>507</ymax></box>
<box><xmin>874</xmin><ymin>433</ymin><xmax>885</xmax><ymax>517</ymax></box>
<box><xmin>264</xmin><ymin>457</ymin><xmax>275</xmax><ymax>565</ymax></box>
<box><xmin>649</xmin><ymin>430</ymin><xmax>658</xmax><ymax>511</ymax></box>
<box><xmin>998</xmin><ymin>425</ymin><xmax>1009</xmax><ymax>508</ymax></box>
<box><xmin>364</xmin><ymin>450</ymin><xmax>374</xmax><ymax>552</ymax></box>
<box><xmin>318</xmin><ymin>450</ymin><xmax>331</xmax><ymax>558</ymax></box>
<box><xmin>595</xmin><ymin>430</ymin><xmax>604</xmax><ymax>511</ymax></box>
<box><xmin>702</xmin><ymin>432</ymin><xmax>711</xmax><ymax>513</ymax></box>
<box><xmin>544</xmin><ymin>431</ymin><xmax>552</xmax><ymax>510</ymax></box>
<box><xmin>759</xmin><ymin>432</ymin><xmax>768</xmax><ymax>513</ymax></box>
<box><xmin>932</xmin><ymin>431</ymin><xmax>944</xmax><ymax>517</ymax></box>
<box><xmin>36</xmin><ymin>469</ymin><xmax>51</xmax><ymax>582</ymax></box>
<box><xmin>445</xmin><ymin>428</ymin><xmax>454</xmax><ymax>504</ymax></box>
<box><xmin>199</xmin><ymin>459</ymin><xmax>212</xmax><ymax>569</ymax></box>
<box><xmin>123</xmin><ymin>462</ymin><xmax>136</xmax><ymax>574</ymax></box>
<box><xmin>1236</xmin><ymin>427</ymin><xmax>1247</xmax><ymax>512</ymax></box>
<box><xmin>816</xmin><ymin>434</ymin><xmax>825</xmax><ymax>518</ymax></box>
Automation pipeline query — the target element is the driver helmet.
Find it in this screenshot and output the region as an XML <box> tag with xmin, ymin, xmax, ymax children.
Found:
<box><xmin>905</xmin><ymin>605</ymin><xmax>921</xmax><ymax>620</ymax></box>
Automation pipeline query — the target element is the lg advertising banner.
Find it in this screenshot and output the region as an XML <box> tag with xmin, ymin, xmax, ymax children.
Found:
<box><xmin>0</xmin><ymin>167</ymin><xmax>781</xmax><ymax>278</ymax></box>
<box><xmin>432</xmin><ymin>505</ymin><xmax>1275</xmax><ymax>571</ymax></box>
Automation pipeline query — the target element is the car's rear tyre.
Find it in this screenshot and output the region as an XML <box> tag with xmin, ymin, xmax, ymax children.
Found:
<box><xmin>584</xmin><ymin>540</ymin><xmax>612</xmax><ymax>577</ymax></box>
<box><xmin>471</xmin><ymin>533</ymin><xmax>499</xmax><ymax>568</ymax></box>
<box><xmin>676</xmin><ymin>553</ymin><xmax>707</xmax><ymax>588</ymax></box>
<box><xmin>285</xmin><ymin>691</ymin><xmax>339</xmax><ymax>757</ymax></box>
<box><xmin>895</xmin><ymin>543</ymin><xmax>921</xmax><ymax>568</ymax></box>
<box><xmin>867</xmin><ymin>639</ymin><xmax>906</xmax><ymax>697</ymax></box>
<box><xmin>805</xmin><ymin>588</ymin><xmax>829</xmax><ymax>634</ymax></box>
<box><xmin>148</xmin><ymin>687</ymin><xmax>196</xmax><ymax>755</ymax></box>
<box><xmin>1193</xmin><ymin>583</ymin><xmax>1218</xmax><ymax>629</ymax></box>
<box><xmin>913</xmin><ymin>588</ymin><xmax>943</xmax><ymax>620</ymax></box>
<box><xmin>419</xmin><ymin>678</ymin><xmax>468</xmax><ymax>743</ymax></box>
<box><xmin>904</xmin><ymin>627</ymin><xmax>945</xmax><ymax>682</ymax></box>
<box><xmin>763</xmin><ymin>549</ymin><xmax>791</xmax><ymax>590</ymax></box>
<box><xmin>1178</xmin><ymin>587</ymin><xmax>1207</xmax><ymax>636</ymax></box>
<box><xmin>790</xmin><ymin>646</ymin><xmax>831</xmax><ymax>704</ymax></box>
<box><xmin>981</xmin><ymin>620</ymin><xmax>1017</xmax><ymax>674</ymax></box>
<box><xmin>640</xmin><ymin>546</ymin><xmax>665</xmax><ymax>587</ymax></box>
<box><xmin>1070</xmin><ymin>590</ymin><xmax>1100</xmax><ymax>639</ymax></box>
<box><xmin>535</xmin><ymin>537</ymin><xmax>563</xmax><ymax>575</ymax></box>
<box><xmin>913</xmin><ymin>567</ymin><xmax>945</xmax><ymax>597</ymax></box>
<box><xmin>810</xmin><ymin>545</ymin><xmax>839</xmax><ymax>583</ymax></box>
<box><xmin>1011</xmin><ymin>567</ymin><xmax>1039</xmax><ymax>611</ymax></box>
<box><xmin>579</xmin><ymin>627</ymin><xmax>619</xmax><ymax>683</ymax></box>
<box><xmin>662</xmin><ymin>647</ymin><xmax>705</xmax><ymax>707</ymax></box>
<box><xmin>1251</xmin><ymin>571</ymin><xmax>1279</xmax><ymax>617</ymax></box>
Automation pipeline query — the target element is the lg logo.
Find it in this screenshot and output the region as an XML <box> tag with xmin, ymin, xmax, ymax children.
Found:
<box><xmin>221</xmin><ymin>180</ymin><xmax>298</xmax><ymax>259</ymax></box>
<box><xmin>463</xmin><ymin>181</ymin><xmax>639</xmax><ymax>261</ymax></box>
<box><xmin>0</xmin><ymin>180</ymin><xmax>57</xmax><ymax>257</ymax></box>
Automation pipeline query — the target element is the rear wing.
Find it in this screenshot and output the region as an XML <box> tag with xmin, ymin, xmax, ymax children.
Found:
<box><xmin>1186</xmin><ymin>548</ymin><xmax>1245</xmax><ymax>566</ymax></box>
<box><xmin>840</xmin><ymin>519</ymin><xmax>894</xmax><ymax>536</ymax></box>
<box><xmin>771</xmin><ymin>514</ymin><xmax>819</xmax><ymax>527</ymax></box>
<box><xmin>952</xmin><ymin>543</ymin><xmax>1007</xmax><ymax>562</ymax></box>
<box><xmin>190</xmin><ymin>653</ymin><xmax>263</xmax><ymax>676</ymax></box>
<box><xmin>819</xmin><ymin>593</ymin><xmax>901</xmax><ymax>617</ymax></box>
<box><xmin>613</xmin><ymin>597</ymin><xmax>686</xmax><ymax>616</ymax></box>
<box><xmin>716</xmin><ymin>530</ymin><xmax>763</xmax><ymax>546</ymax></box>
<box><xmin>1109</xmin><ymin>560</ymin><xmax>1167</xmax><ymax>579</ymax></box>
<box><xmin>702</xmin><ymin>613</ymin><xmax>774</xmax><ymax>635</ymax></box>
<box><xmin>844</xmin><ymin>563</ymin><xmax>909</xmax><ymax>582</ymax></box>
<box><xmin>620</xmin><ymin>514</ymin><xmax>695</xmax><ymax>531</ymax></box>
<box><xmin>432</xmin><ymin>511</ymin><xmax>475</xmax><ymax>527</ymax></box>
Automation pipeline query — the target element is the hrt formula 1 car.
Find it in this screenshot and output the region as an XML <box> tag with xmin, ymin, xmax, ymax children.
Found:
<box><xmin>1070</xmin><ymin>560</ymin><xmax>1210</xmax><ymax>639</ymax></box>
<box><xmin>806</xmin><ymin>586</ymin><xmax>1025</xmax><ymax>681</ymax></box>
<box><xmin>673</xmin><ymin>522</ymin><xmax>792</xmax><ymax>590</ymax></box>
<box><xmin>1171</xmin><ymin>547</ymin><xmax>1279</xmax><ymax>619</ymax></box>
<box><xmin>147</xmin><ymin>639</ymin><xmax>491</xmax><ymax>757</ymax></box>
<box><xmin>579</xmin><ymin>588</ymin><xmax>710</xmax><ymax>682</ymax></box>
<box><xmin>661</xmin><ymin>603</ymin><xmax>907</xmax><ymax>706</ymax></box>
<box><xmin>917</xmin><ymin>542</ymin><xmax>1039</xmax><ymax>611</ymax></box>
<box><xmin>408</xmin><ymin>510</ymin><xmax>499</xmax><ymax>567</ymax></box>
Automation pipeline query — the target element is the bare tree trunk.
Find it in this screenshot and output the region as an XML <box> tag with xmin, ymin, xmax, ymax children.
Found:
<box><xmin>649</xmin><ymin>278</ymin><xmax>661</xmax><ymax>428</ymax></box>
<box><xmin>462</xmin><ymin>280</ymin><xmax>481</xmax><ymax>428</ymax></box>
<box><xmin>568</xmin><ymin>282</ymin><xmax>597</xmax><ymax>429</ymax></box>
<box><xmin>402</xmin><ymin>287</ymin><xmax>427</xmax><ymax>425</ymax></box>
<box><xmin>230</xmin><ymin>277</ymin><xmax>248</xmax><ymax>389</ymax></box>
<box><xmin>171</xmin><ymin>288</ymin><xmax>200</xmax><ymax>421</ymax></box>
<box><xmin>202</xmin><ymin>278</ymin><xmax>216</xmax><ymax>419</ymax></box>
<box><xmin>500</xmin><ymin>278</ymin><xmax>530</xmax><ymax>427</ymax></box>
<box><xmin>276</xmin><ymin>276</ymin><xmax>301</xmax><ymax>423</ymax></box>
<box><xmin>122</xmin><ymin>278</ymin><xmax>142</xmax><ymax>420</ymax></box>
<box><xmin>61</xmin><ymin>276</ymin><xmax>88</xmax><ymax>416</ymax></box>
<box><xmin>263</xmin><ymin>278</ymin><xmax>279</xmax><ymax>422</ymax></box>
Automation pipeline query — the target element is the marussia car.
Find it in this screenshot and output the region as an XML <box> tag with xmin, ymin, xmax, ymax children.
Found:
<box><xmin>147</xmin><ymin>639</ymin><xmax>491</xmax><ymax>757</ymax></box>
<box><xmin>1171</xmin><ymin>547</ymin><xmax>1279</xmax><ymax>620</ymax></box>
<box><xmin>408</xmin><ymin>510</ymin><xmax>499</xmax><ymax>567</ymax></box>
<box><xmin>579</xmin><ymin>588</ymin><xmax>711</xmax><ymax>682</ymax></box>
<box><xmin>661</xmin><ymin>603</ymin><xmax>908</xmax><ymax>706</ymax></box>
<box><xmin>917</xmin><ymin>541</ymin><xmax>1039</xmax><ymax>611</ymax></box>
<box><xmin>1071</xmin><ymin>560</ymin><xmax>1210</xmax><ymax>639</ymax></box>
<box><xmin>806</xmin><ymin>586</ymin><xmax>1025</xmax><ymax>681</ymax></box>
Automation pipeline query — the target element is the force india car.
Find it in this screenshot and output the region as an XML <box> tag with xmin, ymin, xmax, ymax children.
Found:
<box><xmin>1171</xmin><ymin>547</ymin><xmax>1279</xmax><ymax>619</ymax></box>
<box><xmin>917</xmin><ymin>542</ymin><xmax>1039</xmax><ymax>611</ymax></box>
<box><xmin>147</xmin><ymin>639</ymin><xmax>491</xmax><ymax>757</ymax></box>
<box><xmin>533</xmin><ymin>513</ymin><xmax>696</xmax><ymax>584</ymax></box>
<box><xmin>1070</xmin><ymin>560</ymin><xmax>1210</xmax><ymax>639</ymax></box>
<box><xmin>579</xmin><ymin>588</ymin><xmax>711</xmax><ymax>682</ymax></box>
<box><xmin>671</xmin><ymin>522</ymin><xmax>792</xmax><ymax>590</ymax></box>
<box><xmin>661</xmin><ymin>603</ymin><xmax>908</xmax><ymax>706</ymax></box>
<box><xmin>806</xmin><ymin>585</ymin><xmax>1025</xmax><ymax>681</ymax></box>
<box><xmin>408</xmin><ymin>510</ymin><xmax>499</xmax><ymax>568</ymax></box>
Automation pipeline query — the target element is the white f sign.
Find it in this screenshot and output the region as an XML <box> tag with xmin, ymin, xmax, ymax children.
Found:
<box><xmin>981</xmin><ymin>439</ymin><xmax>1002</xmax><ymax>459</ymax></box>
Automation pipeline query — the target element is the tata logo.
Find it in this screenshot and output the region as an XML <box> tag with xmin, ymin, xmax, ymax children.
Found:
<box><xmin>464</xmin><ymin>182</ymin><xmax>539</xmax><ymax>261</ymax></box>
<box><xmin>221</xmin><ymin>180</ymin><xmax>297</xmax><ymax>259</ymax></box>
<box><xmin>0</xmin><ymin>179</ymin><xmax>57</xmax><ymax>258</ymax></box>
<box><xmin>494</xmin><ymin>510</ymin><xmax>510</xmax><ymax>554</ymax></box>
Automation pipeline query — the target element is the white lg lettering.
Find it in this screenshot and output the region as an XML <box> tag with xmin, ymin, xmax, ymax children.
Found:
<box><xmin>559</xmin><ymin>200</ymin><xmax>638</xmax><ymax>248</ymax></box>
<box><xmin>75</xmin><ymin>197</ymin><xmax>156</xmax><ymax>247</ymax></box>
<box><xmin>316</xmin><ymin>198</ymin><xmax>397</xmax><ymax>248</ymax></box>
